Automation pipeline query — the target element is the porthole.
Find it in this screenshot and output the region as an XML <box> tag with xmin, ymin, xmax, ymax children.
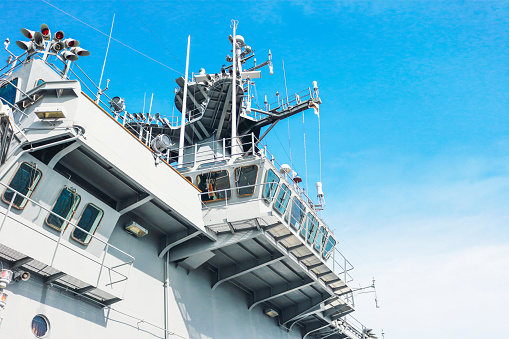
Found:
<box><xmin>31</xmin><ymin>314</ymin><xmax>49</xmax><ymax>338</ymax></box>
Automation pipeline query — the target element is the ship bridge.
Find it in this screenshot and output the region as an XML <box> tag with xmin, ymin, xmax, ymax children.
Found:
<box><xmin>158</xmin><ymin>135</ymin><xmax>362</xmax><ymax>338</ymax></box>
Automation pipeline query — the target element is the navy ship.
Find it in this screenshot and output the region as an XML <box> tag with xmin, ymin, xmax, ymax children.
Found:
<box><xmin>0</xmin><ymin>21</ymin><xmax>377</xmax><ymax>339</ymax></box>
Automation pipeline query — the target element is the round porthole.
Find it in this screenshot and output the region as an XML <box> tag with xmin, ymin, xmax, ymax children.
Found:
<box><xmin>31</xmin><ymin>315</ymin><xmax>49</xmax><ymax>338</ymax></box>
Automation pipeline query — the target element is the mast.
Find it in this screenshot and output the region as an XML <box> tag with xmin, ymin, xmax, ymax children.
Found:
<box><xmin>231</xmin><ymin>20</ymin><xmax>240</xmax><ymax>158</ymax></box>
<box><xmin>178</xmin><ymin>35</ymin><xmax>191</xmax><ymax>168</ymax></box>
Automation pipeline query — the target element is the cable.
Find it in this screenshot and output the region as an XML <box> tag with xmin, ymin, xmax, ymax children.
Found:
<box><xmin>318</xmin><ymin>112</ymin><xmax>322</xmax><ymax>182</ymax></box>
<box><xmin>39</xmin><ymin>0</ymin><xmax>183</xmax><ymax>75</ymax></box>
<box><xmin>303</xmin><ymin>111</ymin><xmax>309</xmax><ymax>194</ymax></box>
<box><xmin>120</xmin><ymin>0</ymin><xmax>184</xmax><ymax>67</ymax></box>
<box><xmin>282</xmin><ymin>59</ymin><xmax>293</xmax><ymax>170</ymax></box>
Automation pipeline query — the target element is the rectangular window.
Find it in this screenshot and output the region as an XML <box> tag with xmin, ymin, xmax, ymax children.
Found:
<box><xmin>196</xmin><ymin>170</ymin><xmax>231</xmax><ymax>202</ymax></box>
<box><xmin>71</xmin><ymin>204</ymin><xmax>104</xmax><ymax>245</ymax></box>
<box><xmin>263</xmin><ymin>169</ymin><xmax>279</xmax><ymax>202</ymax></box>
<box><xmin>2</xmin><ymin>162</ymin><xmax>42</xmax><ymax>209</ymax></box>
<box><xmin>323</xmin><ymin>234</ymin><xmax>337</xmax><ymax>260</ymax></box>
<box><xmin>289</xmin><ymin>197</ymin><xmax>306</xmax><ymax>230</ymax></box>
<box><xmin>273</xmin><ymin>184</ymin><xmax>291</xmax><ymax>215</ymax></box>
<box><xmin>0</xmin><ymin>78</ymin><xmax>18</xmax><ymax>106</ymax></box>
<box><xmin>46</xmin><ymin>188</ymin><xmax>81</xmax><ymax>231</ymax></box>
<box><xmin>314</xmin><ymin>226</ymin><xmax>326</xmax><ymax>252</ymax></box>
<box><xmin>234</xmin><ymin>165</ymin><xmax>258</xmax><ymax>197</ymax></box>
<box><xmin>302</xmin><ymin>213</ymin><xmax>319</xmax><ymax>243</ymax></box>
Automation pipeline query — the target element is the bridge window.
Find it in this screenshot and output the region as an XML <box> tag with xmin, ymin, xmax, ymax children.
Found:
<box><xmin>314</xmin><ymin>226</ymin><xmax>327</xmax><ymax>252</ymax></box>
<box><xmin>35</xmin><ymin>79</ymin><xmax>45</xmax><ymax>87</ymax></box>
<box><xmin>235</xmin><ymin>165</ymin><xmax>258</xmax><ymax>197</ymax></box>
<box><xmin>289</xmin><ymin>197</ymin><xmax>306</xmax><ymax>230</ymax></box>
<box><xmin>72</xmin><ymin>203</ymin><xmax>104</xmax><ymax>245</ymax></box>
<box><xmin>274</xmin><ymin>184</ymin><xmax>291</xmax><ymax>215</ymax></box>
<box><xmin>323</xmin><ymin>234</ymin><xmax>337</xmax><ymax>259</ymax></box>
<box><xmin>0</xmin><ymin>78</ymin><xmax>18</xmax><ymax>106</ymax></box>
<box><xmin>196</xmin><ymin>170</ymin><xmax>231</xmax><ymax>202</ymax></box>
<box><xmin>263</xmin><ymin>169</ymin><xmax>279</xmax><ymax>202</ymax></box>
<box><xmin>2</xmin><ymin>162</ymin><xmax>42</xmax><ymax>209</ymax></box>
<box><xmin>46</xmin><ymin>188</ymin><xmax>81</xmax><ymax>231</ymax></box>
<box><xmin>184</xmin><ymin>176</ymin><xmax>192</xmax><ymax>183</ymax></box>
<box><xmin>302</xmin><ymin>213</ymin><xmax>319</xmax><ymax>243</ymax></box>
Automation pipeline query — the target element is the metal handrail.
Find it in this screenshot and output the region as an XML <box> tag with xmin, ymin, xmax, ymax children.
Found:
<box><xmin>197</xmin><ymin>181</ymin><xmax>355</xmax><ymax>285</ymax></box>
<box><xmin>0</xmin><ymin>180</ymin><xmax>134</xmax><ymax>289</ymax></box>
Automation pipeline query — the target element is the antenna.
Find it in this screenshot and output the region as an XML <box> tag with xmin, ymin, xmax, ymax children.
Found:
<box><xmin>96</xmin><ymin>13</ymin><xmax>115</xmax><ymax>104</ymax></box>
<box><xmin>354</xmin><ymin>277</ymin><xmax>380</xmax><ymax>309</ymax></box>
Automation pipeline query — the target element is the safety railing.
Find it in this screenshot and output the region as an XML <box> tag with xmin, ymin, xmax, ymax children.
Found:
<box><xmin>341</xmin><ymin>315</ymin><xmax>368</xmax><ymax>339</ymax></box>
<box><xmin>0</xmin><ymin>181</ymin><xmax>135</xmax><ymax>294</ymax></box>
<box><xmin>197</xmin><ymin>181</ymin><xmax>355</xmax><ymax>288</ymax></box>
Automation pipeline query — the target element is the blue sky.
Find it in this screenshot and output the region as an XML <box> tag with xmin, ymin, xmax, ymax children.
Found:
<box><xmin>1</xmin><ymin>1</ymin><xmax>508</xmax><ymax>338</ymax></box>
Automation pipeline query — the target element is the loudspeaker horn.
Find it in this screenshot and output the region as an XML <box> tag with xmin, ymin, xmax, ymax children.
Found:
<box><xmin>20</xmin><ymin>271</ymin><xmax>30</xmax><ymax>281</ymax></box>
<box><xmin>20</xmin><ymin>28</ymin><xmax>35</xmax><ymax>39</ymax></box>
<box><xmin>61</xmin><ymin>50</ymin><xmax>78</xmax><ymax>61</ymax></box>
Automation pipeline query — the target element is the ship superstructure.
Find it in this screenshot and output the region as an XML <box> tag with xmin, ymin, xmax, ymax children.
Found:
<box><xmin>0</xmin><ymin>22</ymin><xmax>376</xmax><ymax>339</ymax></box>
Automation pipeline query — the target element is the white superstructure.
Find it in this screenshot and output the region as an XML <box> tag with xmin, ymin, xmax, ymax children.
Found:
<box><xmin>0</xmin><ymin>22</ymin><xmax>375</xmax><ymax>339</ymax></box>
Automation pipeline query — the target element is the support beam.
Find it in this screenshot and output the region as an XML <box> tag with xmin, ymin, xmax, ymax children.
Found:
<box><xmin>216</xmin><ymin>86</ymin><xmax>232</xmax><ymax>139</ymax></box>
<box><xmin>45</xmin><ymin>272</ymin><xmax>66</xmax><ymax>284</ymax></box>
<box><xmin>287</xmin><ymin>243</ymin><xmax>305</xmax><ymax>251</ymax></box>
<box><xmin>48</xmin><ymin>142</ymin><xmax>81</xmax><ymax>169</ymax></box>
<box><xmin>212</xmin><ymin>252</ymin><xmax>285</xmax><ymax>290</ymax></box>
<box><xmin>117</xmin><ymin>193</ymin><xmax>152</xmax><ymax>215</ymax></box>
<box><xmin>248</xmin><ymin>278</ymin><xmax>316</xmax><ymax>310</ymax></box>
<box><xmin>326</xmin><ymin>278</ymin><xmax>341</xmax><ymax>284</ymax></box>
<box><xmin>330</xmin><ymin>307</ymin><xmax>355</xmax><ymax>321</ymax></box>
<box><xmin>196</xmin><ymin>120</ymin><xmax>210</xmax><ymax>138</ymax></box>
<box><xmin>169</xmin><ymin>229</ymin><xmax>262</xmax><ymax>262</ymax></box>
<box><xmin>159</xmin><ymin>229</ymin><xmax>200</xmax><ymax>258</ymax></box>
<box><xmin>298</xmin><ymin>253</ymin><xmax>315</xmax><ymax>261</ymax></box>
<box><xmin>279</xmin><ymin>294</ymin><xmax>329</xmax><ymax>326</ymax></box>
<box><xmin>307</xmin><ymin>262</ymin><xmax>324</xmax><ymax>270</ymax></box>
<box><xmin>316</xmin><ymin>271</ymin><xmax>331</xmax><ymax>278</ymax></box>
<box><xmin>264</xmin><ymin>222</ymin><xmax>282</xmax><ymax>231</ymax></box>
<box><xmin>76</xmin><ymin>286</ymin><xmax>96</xmax><ymax>294</ymax></box>
<box><xmin>189</xmin><ymin>123</ymin><xmax>203</xmax><ymax>140</ymax></box>
<box><xmin>10</xmin><ymin>257</ymin><xmax>33</xmax><ymax>270</ymax></box>
<box><xmin>274</xmin><ymin>233</ymin><xmax>293</xmax><ymax>242</ymax></box>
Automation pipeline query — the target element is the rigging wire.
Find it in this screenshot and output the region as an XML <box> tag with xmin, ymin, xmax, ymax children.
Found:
<box><xmin>303</xmin><ymin>111</ymin><xmax>309</xmax><ymax>194</ymax></box>
<box><xmin>318</xmin><ymin>111</ymin><xmax>322</xmax><ymax>182</ymax></box>
<box><xmin>119</xmin><ymin>0</ymin><xmax>184</xmax><ymax>67</ymax></box>
<box><xmin>40</xmin><ymin>0</ymin><xmax>183</xmax><ymax>75</ymax></box>
<box><xmin>282</xmin><ymin>59</ymin><xmax>293</xmax><ymax>170</ymax></box>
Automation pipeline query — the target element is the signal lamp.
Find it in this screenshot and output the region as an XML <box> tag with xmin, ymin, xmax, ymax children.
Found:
<box><xmin>15</xmin><ymin>40</ymin><xmax>35</xmax><ymax>52</ymax></box>
<box><xmin>41</xmin><ymin>24</ymin><xmax>51</xmax><ymax>40</ymax></box>
<box><xmin>63</xmin><ymin>38</ymin><xmax>79</xmax><ymax>48</ymax></box>
<box><xmin>21</xmin><ymin>28</ymin><xmax>35</xmax><ymax>39</ymax></box>
<box><xmin>0</xmin><ymin>291</ymin><xmax>8</xmax><ymax>309</ymax></box>
<box><xmin>0</xmin><ymin>269</ymin><xmax>13</xmax><ymax>289</ymax></box>
<box><xmin>110</xmin><ymin>97</ymin><xmax>125</xmax><ymax>113</ymax></box>
<box><xmin>60</xmin><ymin>50</ymin><xmax>78</xmax><ymax>61</ymax></box>
<box><xmin>53</xmin><ymin>31</ymin><xmax>64</xmax><ymax>41</ymax></box>
<box><xmin>150</xmin><ymin>134</ymin><xmax>173</xmax><ymax>154</ymax></box>
<box><xmin>70</xmin><ymin>47</ymin><xmax>90</xmax><ymax>57</ymax></box>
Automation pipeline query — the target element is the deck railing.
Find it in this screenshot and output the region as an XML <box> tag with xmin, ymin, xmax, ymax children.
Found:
<box><xmin>0</xmin><ymin>180</ymin><xmax>135</xmax><ymax>296</ymax></box>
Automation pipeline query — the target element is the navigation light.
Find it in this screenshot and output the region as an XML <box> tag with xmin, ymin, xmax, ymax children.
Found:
<box><xmin>53</xmin><ymin>31</ymin><xmax>64</xmax><ymax>41</ymax></box>
<box><xmin>41</xmin><ymin>24</ymin><xmax>51</xmax><ymax>40</ymax></box>
<box><xmin>63</xmin><ymin>38</ymin><xmax>79</xmax><ymax>48</ymax></box>
<box><xmin>0</xmin><ymin>270</ymin><xmax>13</xmax><ymax>289</ymax></box>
